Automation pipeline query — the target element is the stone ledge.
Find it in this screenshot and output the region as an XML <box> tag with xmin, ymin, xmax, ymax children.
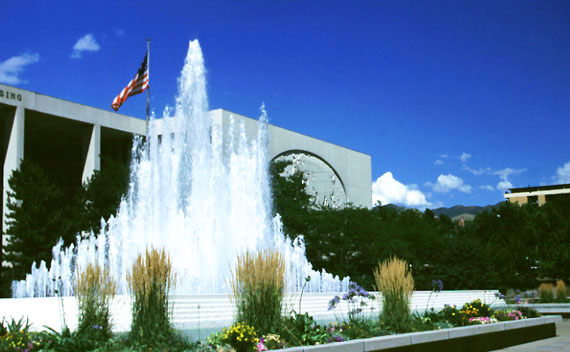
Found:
<box><xmin>278</xmin><ymin>316</ymin><xmax>562</xmax><ymax>352</ymax></box>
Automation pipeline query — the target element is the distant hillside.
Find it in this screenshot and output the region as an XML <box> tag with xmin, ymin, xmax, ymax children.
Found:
<box><xmin>431</xmin><ymin>203</ymin><xmax>501</xmax><ymax>220</ymax></box>
<box><xmin>377</xmin><ymin>203</ymin><xmax>503</xmax><ymax>221</ymax></box>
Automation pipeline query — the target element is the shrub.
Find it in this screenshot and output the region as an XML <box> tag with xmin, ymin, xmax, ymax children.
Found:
<box><xmin>516</xmin><ymin>306</ymin><xmax>541</xmax><ymax>318</ymax></box>
<box><xmin>556</xmin><ymin>280</ymin><xmax>567</xmax><ymax>301</ymax></box>
<box><xmin>538</xmin><ymin>283</ymin><xmax>554</xmax><ymax>303</ymax></box>
<box><xmin>230</xmin><ymin>249</ymin><xmax>285</xmax><ymax>336</ymax></box>
<box><xmin>440</xmin><ymin>304</ymin><xmax>467</xmax><ymax>326</ymax></box>
<box><xmin>279</xmin><ymin>312</ymin><xmax>343</xmax><ymax>346</ymax></box>
<box><xmin>493</xmin><ymin>310</ymin><xmax>511</xmax><ymax>321</ymax></box>
<box><xmin>0</xmin><ymin>317</ymin><xmax>46</xmax><ymax>351</ymax></box>
<box><xmin>221</xmin><ymin>322</ymin><xmax>258</xmax><ymax>352</ymax></box>
<box><xmin>74</xmin><ymin>263</ymin><xmax>116</xmax><ymax>345</ymax></box>
<box><xmin>127</xmin><ymin>247</ymin><xmax>176</xmax><ymax>346</ymax></box>
<box><xmin>459</xmin><ymin>299</ymin><xmax>493</xmax><ymax>319</ymax></box>
<box><xmin>374</xmin><ymin>256</ymin><xmax>414</xmax><ymax>333</ymax></box>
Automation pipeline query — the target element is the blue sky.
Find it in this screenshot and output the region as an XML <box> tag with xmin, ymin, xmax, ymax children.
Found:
<box><xmin>2</xmin><ymin>1</ymin><xmax>569</xmax><ymax>209</ymax></box>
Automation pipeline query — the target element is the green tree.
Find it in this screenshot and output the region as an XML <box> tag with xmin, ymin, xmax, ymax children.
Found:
<box><xmin>2</xmin><ymin>157</ymin><xmax>130</xmax><ymax>297</ymax></box>
<box><xmin>78</xmin><ymin>156</ymin><xmax>130</xmax><ymax>234</ymax></box>
<box><xmin>270</xmin><ymin>160</ymin><xmax>312</xmax><ymax>238</ymax></box>
<box><xmin>536</xmin><ymin>198</ymin><xmax>570</xmax><ymax>282</ymax></box>
<box><xmin>4</xmin><ymin>160</ymin><xmax>80</xmax><ymax>282</ymax></box>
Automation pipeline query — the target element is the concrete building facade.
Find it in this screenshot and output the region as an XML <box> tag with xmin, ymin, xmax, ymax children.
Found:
<box><xmin>504</xmin><ymin>184</ymin><xmax>570</xmax><ymax>205</ymax></box>
<box><xmin>0</xmin><ymin>83</ymin><xmax>372</xmax><ymax>261</ymax></box>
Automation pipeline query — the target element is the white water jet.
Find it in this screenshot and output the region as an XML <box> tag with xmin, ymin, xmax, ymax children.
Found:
<box><xmin>12</xmin><ymin>40</ymin><xmax>349</xmax><ymax>298</ymax></box>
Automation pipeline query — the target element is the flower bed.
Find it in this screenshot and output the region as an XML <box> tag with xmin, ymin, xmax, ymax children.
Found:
<box><xmin>2</xmin><ymin>251</ymin><xmax>563</xmax><ymax>351</ymax></box>
<box><xmin>275</xmin><ymin>316</ymin><xmax>561</xmax><ymax>352</ymax></box>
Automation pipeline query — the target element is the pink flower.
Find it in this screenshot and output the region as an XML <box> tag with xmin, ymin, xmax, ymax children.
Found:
<box><xmin>257</xmin><ymin>337</ymin><xmax>268</xmax><ymax>351</ymax></box>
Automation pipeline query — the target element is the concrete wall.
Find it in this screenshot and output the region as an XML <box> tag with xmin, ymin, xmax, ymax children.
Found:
<box><xmin>212</xmin><ymin>109</ymin><xmax>372</xmax><ymax>208</ymax></box>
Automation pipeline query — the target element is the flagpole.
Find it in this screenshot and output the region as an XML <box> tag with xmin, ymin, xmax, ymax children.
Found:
<box><xmin>146</xmin><ymin>38</ymin><xmax>150</xmax><ymax>137</ymax></box>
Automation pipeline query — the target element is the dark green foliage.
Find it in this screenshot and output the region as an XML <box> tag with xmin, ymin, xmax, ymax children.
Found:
<box><xmin>279</xmin><ymin>312</ymin><xmax>346</xmax><ymax>346</ymax></box>
<box><xmin>2</xmin><ymin>158</ymin><xmax>129</xmax><ymax>297</ymax></box>
<box><xmin>0</xmin><ymin>317</ymin><xmax>48</xmax><ymax>351</ymax></box>
<box><xmin>514</xmin><ymin>306</ymin><xmax>541</xmax><ymax>318</ymax></box>
<box><xmin>4</xmin><ymin>160</ymin><xmax>81</xmax><ymax>283</ymax></box>
<box><xmin>304</xmin><ymin>206</ymin><xmax>383</xmax><ymax>288</ymax></box>
<box><xmin>271</xmin><ymin>173</ymin><xmax>570</xmax><ymax>291</ymax></box>
<box><xmin>78</xmin><ymin>156</ymin><xmax>130</xmax><ymax>234</ymax></box>
<box><xmin>270</xmin><ymin>160</ymin><xmax>312</xmax><ymax>237</ymax></box>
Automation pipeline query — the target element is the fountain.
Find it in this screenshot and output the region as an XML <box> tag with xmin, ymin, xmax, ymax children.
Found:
<box><xmin>11</xmin><ymin>40</ymin><xmax>349</xmax><ymax>298</ymax></box>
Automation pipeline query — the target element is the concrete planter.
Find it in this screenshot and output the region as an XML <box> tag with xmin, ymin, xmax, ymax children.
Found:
<box><xmin>278</xmin><ymin>316</ymin><xmax>562</xmax><ymax>352</ymax></box>
<box><xmin>507</xmin><ymin>303</ymin><xmax>570</xmax><ymax>318</ymax></box>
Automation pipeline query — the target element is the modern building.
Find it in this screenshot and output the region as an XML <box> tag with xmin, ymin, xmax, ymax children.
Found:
<box><xmin>0</xmin><ymin>83</ymin><xmax>372</xmax><ymax>262</ymax></box>
<box><xmin>504</xmin><ymin>183</ymin><xmax>570</xmax><ymax>205</ymax></box>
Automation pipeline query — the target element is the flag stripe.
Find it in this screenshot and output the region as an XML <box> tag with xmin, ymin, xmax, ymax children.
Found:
<box><xmin>111</xmin><ymin>53</ymin><xmax>149</xmax><ymax>111</ymax></box>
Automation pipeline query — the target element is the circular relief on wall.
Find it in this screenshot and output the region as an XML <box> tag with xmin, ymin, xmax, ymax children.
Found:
<box><xmin>273</xmin><ymin>151</ymin><xmax>347</xmax><ymax>208</ymax></box>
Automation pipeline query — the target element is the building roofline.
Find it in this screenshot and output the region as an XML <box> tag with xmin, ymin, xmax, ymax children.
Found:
<box><xmin>505</xmin><ymin>183</ymin><xmax>570</xmax><ymax>195</ymax></box>
<box><xmin>210</xmin><ymin>108</ymin><xmax>371</xmax><ymax>158</ymax></box>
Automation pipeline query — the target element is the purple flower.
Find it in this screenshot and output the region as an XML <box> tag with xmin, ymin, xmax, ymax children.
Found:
<box><xmin>514</xmin><ymin>295</ymin><xmax>521</xmax><ymax>304</ymax></box>
<box><xmin>328</xmin><ymin>295</ymin><xmax>341</xmax><ymax>310</ymax></box>
<box><xmin>431</xmin><ymin>279</ymin><xmax>443</xmax><ymax>292</ymax></box>
<box><xmin>495</xmin><ymin>292</ymin><xmax>506</xmax><ymax>300</ymax></box>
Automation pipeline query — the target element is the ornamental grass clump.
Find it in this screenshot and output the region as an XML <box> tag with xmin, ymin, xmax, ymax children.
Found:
<box><xmin>374</xmin><ymin>256</ymin><xmax>414</xmax><ymax>333</ymax></box>
<box><xmin>230</xmin><ymin>249</ymin><xmax>285</xmax><ymax>336</ymax></box>
<box><xmin>128</xmin><ymin>247</ymin><xmax>176</xmax><ymax>346</ymax></box>
<box><xmin>74</xmin><ymin>263</ymin><xmax>116</xmax><ymax>345</ymax></box>
<box><xmin>556</xmin><ymin>280</ymin><xmax>567</xmax><ymax>301</ymax></box>
<box><xmin>538</xmin><ymin>283</ymin><xmax>554</xmax><ymax>303</ymax></box>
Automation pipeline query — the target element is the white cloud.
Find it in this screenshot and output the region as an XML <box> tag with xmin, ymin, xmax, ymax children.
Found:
<box><xmin>434</xmin><ymin>159</ymin><xmax>444</xmax><ymax>166</ymax></box>
<box><xmin>460</xmin><ymin>152</ymin><xmax>471</xmax><ymax>163</ymax></box>
<box><xmin>480</xmin><ymin>185</ymin><xmax>495</xmax><ymax>191</ymax></box>
<box><xmin>0</xmin><ymin>52</ymin><xmax>40</xmax><ymax>84</ymax></box>
<box><xmin>493</xmin><ymin>168</ymin><xmax>526</xmax><ymax>191</ymax></box>
<box><xmin>71</xmin><ymin>34</ymin><xmax>100</xmax><ymax>59</ymax></box>
<box><xmin>429</xmin><ymin>174</ymin><xmax>472</xmax><ymax>193</ymax></box>
<box><xmin>497</xmin><ymin>180</ymin><xmax>513</xmax><ymax>191</ymax></box>
<box><xmin>372</xmin><ymin>172</ymin><xmax>431</xmax><ymax>208</ymax></box>
<box><xmin>555</xmin><ymin>162</ymin><xmax>570</xmax><ymax>184</ymax></box>
<box><xmin>438</xmin><ymin>154</ymin><xmax>449</xmax><ymax>159</ymax></box>
<box><xmin>463</xmin><ymin>165</ymin><xmax>491</xmax><ymax>176</ymax></box>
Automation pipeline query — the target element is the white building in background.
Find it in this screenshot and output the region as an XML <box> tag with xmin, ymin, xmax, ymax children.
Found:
<box><xmin>0</xmin><ymin>83</ymin><xmax>372</xmax><ymax>261</ymax></box>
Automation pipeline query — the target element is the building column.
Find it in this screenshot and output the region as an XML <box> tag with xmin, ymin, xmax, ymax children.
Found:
<box><xmin>82</xmin><ymin>124</ymin><xmax>101</xmax><ymax>184</ymax></box>
<box><xmin>2</xmin><ymin>106</ymin><xmax>25</xmax><ymax>249</ymax></box>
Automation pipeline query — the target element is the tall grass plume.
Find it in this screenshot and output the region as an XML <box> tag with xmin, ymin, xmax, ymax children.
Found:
<box><xmin>538</xmin><ymin>283</ymin><xmax>554</xmax><ymax>303</ymax></box>
<box><xmin>555</xmin><ymin>280</ymin><xmax>567</xmax><ymax>301</ymax></box>
<box><xmin>128</xmin><ymin>247</ymin><xmax>176</xmax><ymax>345</ymax></box>
<box><xmin>230</xmin><ymin>249</ymin><xmax>285</xmax><ymax>335</ymax></box>
<box><xmin>374</xmin><ymin>256</ymin><xmax>414</xmax><ymax>333</ymax></box>
<box><xmin>74</xmin><ymin>263</ymin><xmax>116</xmax><ymax>344</ymax></box>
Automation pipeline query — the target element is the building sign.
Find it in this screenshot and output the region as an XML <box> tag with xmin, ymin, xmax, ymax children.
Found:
<box><xmin>0</xmin><ymin>89</ymin><xmax>23</xmax><ymax>102</ymax></box>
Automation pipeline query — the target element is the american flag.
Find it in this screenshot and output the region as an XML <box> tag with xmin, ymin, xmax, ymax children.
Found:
<box><xmin>111</xmin><ymin>52</ymin><xmax>149</xmax><ymax>111</ymax></box>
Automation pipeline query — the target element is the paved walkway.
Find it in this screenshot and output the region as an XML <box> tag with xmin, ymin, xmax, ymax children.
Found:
<box><xmin>492</xmin><ymin>318</ymin><xmax>570</xmax><ymax>351</ymax></box>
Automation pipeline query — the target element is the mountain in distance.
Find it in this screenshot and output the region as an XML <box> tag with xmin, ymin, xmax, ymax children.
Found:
<box><xmin>378</xmin><ymin>203</ymin><xmax>503</xmax><ymax>222</ymax></box>
<box><xmin>431</xmin><ymin>203</ymin><xmax>502</xmax><ymax>221</ymax></box>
